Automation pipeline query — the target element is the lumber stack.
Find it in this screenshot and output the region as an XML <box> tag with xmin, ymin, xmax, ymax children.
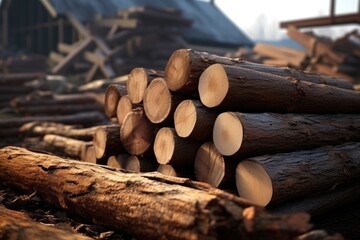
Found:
<box><xmin>50</xmin><ymin>5</ymin><xmax>191</xmax><ymax>81</ymax></box>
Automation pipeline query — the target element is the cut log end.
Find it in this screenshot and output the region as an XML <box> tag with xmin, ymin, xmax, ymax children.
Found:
<box><xmin>199</xmin><ymin>63</ymin><xmax>228</xmax><ymax>108</ymax></box>
<box><xmin>116</xmin><ymin>95</ymin><xmax>133</xmax><ymax>125</ymax></box>
<box><xmin>164</xmin><ymin>49</ymin><xmax>190</xmax><ymax>91</ymax></box>
<box><xmin>174</xmin><ymin>100</ymin><xmax>197</xmax><ymax>138</ymax></box>
<box><xmin>213</xmin><ymin>112</ymin><xmax>243</xmax><ymax>156</ymax></box>
<box><xmin>157</xmin><ymin>164</ymin><xmax>178</xmax><ymax>177</ymax></box>
<box><xmin>107</xmin><ymin>154</ymin><xmax>129</xmax><ymax>169</ymax></box>
<box><xmin>93</xmin><ymin>127</ymin><xmax>107</xmax><ymax>159</ymax></box>
<box><xmin>127</xmin><ymin>68</ymin><xmax>149</xmax><ymax>104</ymax></box>
<box><xmin>236</xmin><ymin>160</ymin><xmax>273</xmax><ymax>207</ymax></box>
<box><xmin>105</xmin><ymin>85</ymin><xmax>127</xmax><ymax>118</ymax></box>
<box><xmin>194</xmin><ymin>142</ymin><xmax>225</xmax><ymax>187</ymax></box>
<box><xmin>84</xmin><ymin>146</ymin><xmax>97</xmax><ymax>164</ymax></box>
<box><xmin>154</xmin><ymin>128</ymin><xmax>175</xmax><ymax>165</ymax></box>
<box><xmin>143</xmin><ymin>78</ymin><xmax>172</xmax><ymax>123</ymax></box>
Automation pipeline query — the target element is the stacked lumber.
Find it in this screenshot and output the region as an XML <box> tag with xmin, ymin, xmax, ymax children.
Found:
<box><xmin>50</xmin><ymin>6</ymin><xmax>191</xmax><ymax>81</ymax></box>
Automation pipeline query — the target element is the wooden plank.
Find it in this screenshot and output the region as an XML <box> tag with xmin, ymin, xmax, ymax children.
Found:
<box><xmin>66</xmin><ymin>13</ymin><xmax>90</xmax><ymax>38</ymax></box>
<box><xmin>49</xmin><ymin>51</ymin><xmax>65</xmax><ymax>63</ymax></box>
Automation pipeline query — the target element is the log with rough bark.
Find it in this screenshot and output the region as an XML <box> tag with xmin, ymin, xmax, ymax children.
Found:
<box><xmin>174</xmin><ymin>100</ymin><xmax>218</xmax><ymax>141</ymax></box>
<box><xmin>120</xmin><ymin>108</ymin><xmax>157</xmax><ymax>155</ymax></box>
<box><xmin>199</xmin><ymin>64</ymin><xmax>360</xmax><ymax>113</ymax></box>
<box><xmin>104</xmin><ymin>83</ymin><xmax>127</xmax><ymax>118</ymax></box>
<box><xmin>194</xmin><ymin>142</ymin><xmax>236</xmax><ymax>187</ymax></box>
<box><xmin>164</xmin><ymin>49</ymin><xmax>352</xmax><ymax>94</ymax></box>
<box><xmin>0</xmin><ymin>205</ymin><xmax>92</xmax><ymax>240</ymax></box>
<box><xmin>143</xmin><ymin>78</ymin><xmax>185</xmax><ymax>124</ymax></box>
<box><xmin>43</xmin><ymin>134</ymin><xmax>88</xmax><ymax>158</ymax></box>
<box><xmin>116</xmin><ymin>95</ymin><xmax>141</xmax><ymax>125</ymax></box>
<box><xmin>20</xmin><ymin>122</ymin><xmax>98</xmax><ymax>141</ymax></box>
<box><xmin>93</xmin><ymin>125</ymin><xmax>124</xmax><ymax>160</ymax></box>
<box><xmin>0</xmin><ymin>72</ymin><xmax>45</xmax><ymax>85</ymax></box>
<box><xmin>154</xmin><ymin>127</ymin><xmax>202</xmax><ymax>166</ymax></box>
<box><xmin>235</xmin><ymin>142</ymin><xmax>360</xmax><ymax>207</ymax></box>
<box><xmin>0</xmin><ymin>112</ymin><xmax>106</xmax><ymax>128</ymax></box>
<box><xmin>0</xmin><ymin>146</ymin><xmax>313</xmax><ymax>240</ymax></box>
<box><xmin>127</xmin><ymin>68</ymin><xmax>164</xmax><ymax>104</ymax></box>
<box><xmin>213</xmin><ymin>112</ymin><xmax>360</xmax><ymax>158</ymax></box>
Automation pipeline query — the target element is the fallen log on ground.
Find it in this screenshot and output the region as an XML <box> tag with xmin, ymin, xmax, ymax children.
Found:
<box><xmin>0</xmin><ymin>205</ymin><xmax>92</xmax><ymax>240</ymax></box>
<box><xmin>0</xmin><ymin>146</ymin><xmax>313</xmax><ymax>240</ymax></box>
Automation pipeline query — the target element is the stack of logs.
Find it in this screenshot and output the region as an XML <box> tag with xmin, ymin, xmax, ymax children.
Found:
<box><xmin>39</xmin><ymin>48</ymin><xmax>360</xmax><ymax>218</ymax></box>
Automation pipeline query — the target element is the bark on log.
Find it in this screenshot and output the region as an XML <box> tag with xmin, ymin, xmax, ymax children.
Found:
<box><xmin>0</xmin><ymin>206</ymin><xmax>92</xmax><ymax>240</ymax></box>
<box><xmin>164</xmin><ymin>49</ymin><xmax>352</xmax><ymax>94</ymax></box>
<box><xmin>143</xmin><ymin>78</ymin><xmax>185</xmax><ymax>124</ymax></box>
<box><xmin>104</xmin><ymin>83</ymin><xmax>127</xmax><ymax>118</ymax></box>
<box><xmin>20</xmin><ymin>122</ymin><xmax>98</xmax><ymax>141</ymax></box>
<box><xmin>198</xmin><ymin>64</ymin><xmax>360</xmax><ymax>113</ymax></box>
<box><xmin>116</xmin><ymin>95</ymin><xmax>141</xmax><ymax>125</ymax></box>
<box><xmin>154</xmin><ymin>127</ymin><xmax>202</xmax><ymax>166</ymax></box>
<box><xmin>0</xmin><ymin>112</ymin><xmax>106</xmax><ymax>128</ymax></box>
<box><xmin>43</xmin><ymin>134</ymin><xmax>88</xmax><ymax>158</ymax></box>
<box><xmin>16</xmin><ymin>104</ymin><xmax>103</xmax><ymax>116</ymax></box>
<box><xmin>174</xmin><ymin>100</ymin><xmax>218</xmax><ymax>141</ymax></box>
<box><xmin>0</xmin><ymin>72</ymin><xmax>45</xmax><ymax>85</ymax></box>
<box><xmin>194</xmin><ymin>142</ymin><xmax>236</xmax><ymax>187</ymax></box>
<box><xmin>120</xmin><ymin>108</ymin><xmax>157</xmax><ymax>155</ymax></box>
<box><xmin>93</xmin><ymin>125</ymin><xmax>124</xmax><ymax>160</ymax></box>
<box><xmin>213</xmin><ymin>112</ymin><xmax>360</xmax><ymax>158</ymax></box>
<box><xmin>235</xmin><ymin>142</ymin><xmax>360</xmax><ymax>206</ymax></box>
<box><xmin>0</xmin><ymin>146</ymin><xmax>314</xmax><ymax>240</ymax></box>
<box><xmin>127</xmin><ymin>68</ymin><xmax>164</xmax><ymax>104</ymax></box>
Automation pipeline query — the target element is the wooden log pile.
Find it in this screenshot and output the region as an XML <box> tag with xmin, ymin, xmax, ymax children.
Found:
<box><xmin>50</xmin><ymin>5</ymin><xmax>191</xmax><ymax>82</ymax></box>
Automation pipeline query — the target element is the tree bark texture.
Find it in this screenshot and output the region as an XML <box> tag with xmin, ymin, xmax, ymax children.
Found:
<box><xmin>0</xmin><ymin>146</ymin><xmax>313</xmax><ymax>240</ymax></box>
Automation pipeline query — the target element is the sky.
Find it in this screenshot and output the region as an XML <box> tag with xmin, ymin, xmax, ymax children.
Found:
<box><xmin>214</xmin><ymin>0</ymin><xmax>360</xmax><ymax>41</ymax></box>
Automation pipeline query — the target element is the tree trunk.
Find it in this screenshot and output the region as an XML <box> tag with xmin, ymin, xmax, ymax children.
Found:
<box><xmin>235</xmin><ymin>142</ymin><xmax>360</xmax><ymax>206</ymax></box>
<box><xmin>194</xmin><ymin>142</ymin><xmax>236</xmax><ymax>188</ymax></box>
<box><xmin>213</xmin><ymin>112</ymin><xmax>360</xmax><ymax>158</ymax></box>
<box><xmin>0</xmin><ymin>206</ymin><xmax>92</xmax><ymax>240</ymax></box>
<box><xmin>93</xmin><ymin>125</ymin><xmax>124</xmax><ymax>160</ymax></box>
<box><xmin>154</xmin><ymin>127</ymin><xmax>202</xmax><ymax>166</ymax></box>
<box><xmin>20</xmin><ymin>122</ymin><xmax>98</xmax><ymax>141</ymax></box>
<box><xmin>120</xmin><ymin>108</ymin><xmax>157</xmax><ymax>155</ymax></box>
<box><xmin>174</xmin><ymin>100</ymin><xmax>218</xmax><ymax>141</ymax></box>
<box><xmin>16</xmin><ymin>104</ymin><xmax>103</xmax><ymax>116</ymax></box>
<box><xmin>116</xmin><ymin>95</ymin><xmax>142</xmax><ymax>125</ymax></box>
<box><xmin>0</xmin><ymin>146</ymin><xmax>313</xmax><ymax>240</ymax></box>
<box><xmin>104</xmin><ymin>83</ymin><xmax>127</xmax><ymax>118</ymax></box>
<box><xmin>43</xmin><ymin>134</ymin><xmax>88</xmax><ymax>158</ymax></box>
<box><xmin>164</xmin><ymin>49</ymin><xmax>352</xmax><ymax>94</ymax></box>
<box><xmin>0</xmin><ymin>112</ymin><xmax>106</xmax><ymax>128</ymax></box>
<box><xmin>198</xmin><ymin>64</ymin><xmax>360</xmax><ymax>113</ymax></box>
<box><xmin>0</xmin><ymin>72</ymin><xmax>45</xmax><ymax>85</ymax></box>
<box><xmin>143</xmin><ymin>78</ymin><xmax>185</xmax><ymax>124</ymax></box>
<box><xmin>127</xmin><ymin>68</ymin><xmax>164</xmax><ymax>104</ymax></box>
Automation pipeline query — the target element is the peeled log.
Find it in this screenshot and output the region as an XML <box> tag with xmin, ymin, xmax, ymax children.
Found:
<box><xmin>199</xmin><ymin>64</ymin><xmax>360</xmax><ymax>113</ymax></box>
<box><xmin>235</xmin><ymin>142</ymin><xmax>360</xmax><ymax>207</ymax></box>
<box><xmin>0</xmin><ymin>206</ymin><xmax>92</xmax><ymax>240</ymax></box>
<box><xmin>93</xmin><ymin>125</ymin><xmax>124</xmax><ymax>160</ymax></box>
<box><xmin>194</xmin><ymin>142</ymin><xmax>236</xmax><ymax>187</ymax></box>
<box><xmin>164</xmin><ymin>49</ymin><xmax>352</xmax><ymax>94</ymax></box>
<box><xmin>120</xmin><ymin>109</ymin><xmax>157</xmax><ymax>155</ymax></box>
<box><xmin>104</xmin><ymin>83</ymin><xmax>127</xmax><ymax>118</ymax></box>
<box><xmin>154</xmin><ymin>127</ymin><xmax>202</xmax><ymax>166</ymax></box>
<box><xmin>127</xmin><ymin>68</ymin><xmax>164</xmax><ymax>104</ymax></box>
<box><xmin>143</xmin><ymin>78</ymin><xmax>184</xmax><ymax>124</ymax></box>
<box><xmin>213</xmin><ymin>112</ymin><xmax>360</xmax><ymax>158</ymax></box>
<box><xmin>174</xmin><ymin>100</ymin><xmax>218</xmax><ymax>141</ymax></box>
<box><xmin>0</xmin><ymin>146</ymin><xmax>313</xmax><ymax>240</ymax></box>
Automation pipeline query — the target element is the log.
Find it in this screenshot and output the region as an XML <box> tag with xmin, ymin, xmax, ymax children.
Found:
<box><xmin>0</xmin><ymin>72</ymin><xmax>45</xmax><ymax>85</ymax></box>
<box><xmin>199</xmin><ymin>64</ymin><xmax>360</xmax><ymax>113</ymax></box>
<box><xmin>235</xmin><ymin>142</ymin><xmax>360</xmax><ymax>206</ymax></box>
<box><xmin>82</xmin><ymin>146</ymin><xmax>98</xmax><ymax>164</ymax></box>
<box><xmin>122</xmin><ymin>155</ymin><xmax>158</xmax><ymax>172</ymax></box>
<box><xmin>213</xmin><ymin>112</ymin><xmax>360</xmax><ymax>158</ymax></box>
<box><xmin>120</xmin><ymin>108</ymin><xmax>157</xmax><ymax>155</ymax></box>
<box><xmin>174</xmin><ymin>100</ymin><xmax>218</xmax><ymax>141</ymax></box>
<box><xmin>194</xmin><ymin>142</ymin><xmax>236</xmax><ymax>187</ymax></box>
<box><xmin>20</xmin><ymin>122</ymin><xmax>98</xmax><ymax>141</ymax></box>
<box><xmin>154</xmin><ymin>127</ymin><xmax>202</xmax><ymax>166</ymax></box>
<box><xmin>16</xmin><ymin>104</ymin><xmax>103</xmax><ymax>116</ymax></box>
<box><xmin>143</xmin><ymin>78</ymin><xmax>184</xmax><ymax>124</ymax></box>
<box><xmin>0</xmin><ymin>146</ymin><xmax>313</xmax><ymax>240</ymax></box>
<box><xmin>0</xmin><ymin>206</ymin><xmax>92</xmax><ymax>240</ymax></box>
<box><xmin>106</xmin><ymin>154</ymin><xmax>131</xmax><ymax>169</ymax></box>
<box><xmin>43</xmin><ymin>134</ymin><xmax>87</xmax><ymax>158</ymax></box>
<box><xmin>0</xmin><ymin>112</ymin><xmax>106</xmax><ymax>128</ymax></box>
<box><xmin>80</xmin><ymin>142</ymin><xmax>93</xmax><ymax>161</ymax></box>
<box><xmin>104</xmin><ymin>83</ymin><xmax>127</xmax><ymax>118</ymax></box>
<box><xmin>93</xmin><ymin>125</ymin><xmax>124</xmax><ymax>160</ymax></box>
<box><xmin>164</xmin><ymin>49</ymin><xmax>352</xmax><ymax>94</ymax></box>
<box><xmin>157</xmin><ymin>165</ymin><xmax>194</xmax><ymax>179</ymax></box>
<box><xmin>116</xmin><ymin>95</ymin><xmax>141</xmax><ymax>125</ymax></box>
<box><xmin>0</xmin><ymin>128</ymin><xmax>21</xmax><ymax>138</ymax></box>
<box><xmin>127</xmin><ymin>68</ymin><xmax>164</xmax><ymax>104</ymax></box>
